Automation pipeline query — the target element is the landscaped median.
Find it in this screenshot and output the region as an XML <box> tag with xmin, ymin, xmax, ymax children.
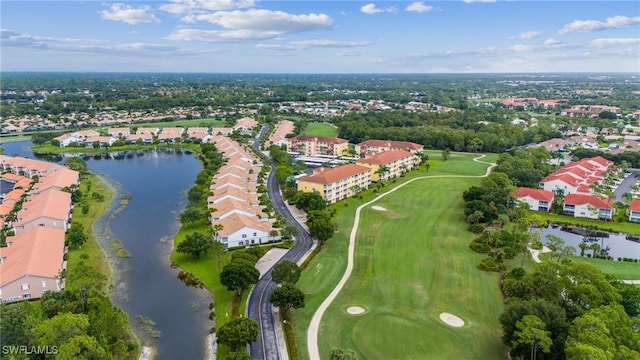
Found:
<box><xmin>291</xmin><ymin>152</ymin><xmax>506</xmax><ymax>359</ymax></box>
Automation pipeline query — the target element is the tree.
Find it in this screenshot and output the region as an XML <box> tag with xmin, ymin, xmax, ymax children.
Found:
<box><xmin>176</xmin><ymin>232</ymin><xmax>213</xmax><ymax>259</ymax></box>
<box><xmin>225</xmin><ymin>352</ymin><xmax>254</xmax><ymax>360</ymax></box>
<box><xmin>442</xmin><ymin>147</ymin><xmax>451</xmax><ymax>161</ymax></box>
<box><xmin>216</xmin><ymin>317</ymin><xmax>259</xmax><ymax>352</ymax></box>
<box><xmin>212</xmin><ymin>240</ymin><xmax>226</xmax><ymax>270</ymax></box>
<box><xmin>66</xmin><ymin>224</ymin><xmax>88</xmax><ymax>249</ymax></box>
<box><xmin>179</xmin><ymin>207</ymin><xmax>206</xmax><ymax>224</ymax></box>
<box><xmin>306</xmin><ymin>210</ymin><xmax>335</xmax><ymax>246</ymax></box>
<box><xmin>220</xmin><ymin>259</ymin><xmax>260</xmax><ymax>295</ymax></box>
<box><xmin>467</xmin><ymin>138</ymin><xmax>483</xmax><ymax>153</ymax></box>
<box><xmin>330</xmin><ymin>348</ymin><xmax>358</xmax><ymax>360</ymax></box>
<box><xmin>512</xmin><ymin>315</ymin><xmax>552</xmax><ymax>360</ymax></box>
<box><xmin>269</xmin><ymin>283</ymin><xmax>305</xmax><ymax>314</ymax></box>
<box><xmin>374</xmin><ymin>165</ymin><xmax>390</xmax><ymax>182</ymax></box>
<box><xmin>271</xmin><ymin>260</ymin><xmax>301</xmax><ymax>284</ymax></box>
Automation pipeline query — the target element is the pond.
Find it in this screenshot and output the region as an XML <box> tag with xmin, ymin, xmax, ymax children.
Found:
<box><xmin>537</xmin><ymin>225</ymin><xmax>640</xmax><ymax>260</ymax></box>
<box><xmin>1</xmin><ymin>141</ymin><xmax>213</xmax><ymax>359</ymax></box>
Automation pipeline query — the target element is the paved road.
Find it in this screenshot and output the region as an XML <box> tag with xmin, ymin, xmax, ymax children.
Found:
<box><xmin>615</xmin><ymin>171</ymin><xmax>638</xmax><ymax>203</ymax></box>
<box><xmin>247</xmin><ymin>125</ymin><xmax>315</xmax><ymax>360</ymax></box>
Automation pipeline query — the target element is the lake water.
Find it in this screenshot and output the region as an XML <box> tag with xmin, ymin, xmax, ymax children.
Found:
<box><xmin>1</xmin><ymin>141</ymin><xmax>212</xmax><ymax>359</ymax></box>
<box><xmin>537</xmin><ymin>225</ymin><xmax>640</xmax><ymax>260</ymax></box>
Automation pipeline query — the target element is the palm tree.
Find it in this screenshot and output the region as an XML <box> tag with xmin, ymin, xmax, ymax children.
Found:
<box><xmin>375</xmin><ymin>165</ymin><xmax>390</xmax><ymax>183</ymax></box>
<box><xmin>399</xmin><ymin>163</ymin><xmax>408</xmax><ymax>176</ymax></box>
<box><xmin>212</xmin><ymin>223</ymin><xmax>224</xmax><ymax>239</ymax></box>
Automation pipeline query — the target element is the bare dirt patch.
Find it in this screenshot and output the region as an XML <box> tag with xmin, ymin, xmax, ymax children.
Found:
<box><xmin>439</xmin><ymin>312</ymin><xmax>465</xmax><ymax>327</ymax></box>
<box><xmin>347</xmin><ymin>306</ymin><xmax>366</xmax><ymax>315</ymax></box>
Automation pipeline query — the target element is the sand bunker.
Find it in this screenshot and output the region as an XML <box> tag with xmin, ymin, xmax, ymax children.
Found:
<box><xmin>439</xmin><ymin>313</ymin><xmax>465</xmax><ymax>327</ymax></box>
<box><xmin>371</xmin><ymin>206</ymin><xmax>387</xmax><ymax>211</ymax></box>
<box><xmin>347</xmin><ymin>306</ymin><xmax>366</xmax><ymax>315</ymax></box>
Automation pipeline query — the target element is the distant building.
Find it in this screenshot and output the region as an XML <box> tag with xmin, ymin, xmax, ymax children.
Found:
<box><xmin>287</xmin><ymin>135</ymin><xmax>349</xmax><ymax>156</ymax></box>
<box><xmin>355</xmin><ymin>139</ymin><xmax>423</xmax><ymax>157</ymax></box>
<box><xmin>356</xmin><ymin>150</ymin><xmax>417</xmax><ymax>182</ymax></box>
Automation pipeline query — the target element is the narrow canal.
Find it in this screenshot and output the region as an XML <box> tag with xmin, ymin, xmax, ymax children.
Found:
<box><xmin>1</xmin><ymin>141</ymin><xmax>213</xmax><ymax>359</ymax></box>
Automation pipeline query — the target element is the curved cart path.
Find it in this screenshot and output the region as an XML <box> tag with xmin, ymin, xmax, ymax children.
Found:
<box><xmin>307</xmin><ymin>154</ymin><xmax>497</xmax><ymax>360</ymax></box>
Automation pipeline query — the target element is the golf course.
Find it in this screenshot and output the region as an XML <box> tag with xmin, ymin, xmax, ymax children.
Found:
<box><xmin>292</xmin><ymin>152</ymin><xmax>506</xmax><ymax>359</ymax></box>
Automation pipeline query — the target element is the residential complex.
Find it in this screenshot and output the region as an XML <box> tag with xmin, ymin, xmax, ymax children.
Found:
<box><xmin>355</xmin><ymin>140</ymin><xmax>424</xmax><ymax>157</ymax></box>
<box><xmin>563</xmin><ymin>194</ymin><xmax>615</xmax><ymax>220</ymax></box>
<box><xmin>513</xmin><ymin>188</ymin><xmax>554</xmax><ymax>212</ymax></box>
<box><xmin>297</xmin><ymin>164</ymin><xmax>372</xmax><ymax>204</ymax></box>
<box><xmin>0</xmin><ymin>156</ymin><xmax>79</xmax><ymax>303</ymax></box>
<box><xmin>208</xmin><ymin>136</ymin><xmax>279</xmax><ymax>248</ymax></box>
<box><xmin>356</xmin><ymin>150</ymin><xmax>418</xmax><ymax>182</ymax></box>
<box><xmin>539</xmin><ymin>156</ymin><xmax>614</xmax><ymax>196</ymax></box>
<box><xmin>286</xmin><ymin>135</ymin><xmax>349</xmax><ymax>157</ymax></box>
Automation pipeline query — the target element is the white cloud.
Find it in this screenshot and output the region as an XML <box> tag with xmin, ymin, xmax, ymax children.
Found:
<box><xmin>160</xmin><ymin>0</ymin><xmax>254</xmax><ymax>15</ymax></box>
<box><xmin>256</xmin><ymin>39</ymin><xmax>371</xmax><ymax>50</ymax></box>
<box><xmin>406</xmin><ymin>2</ymin><xmax>434</xmax><ymax>13</ymax></box>
<box><xmin>590</xmin><ymin>37</ymin><xmax>640</xmax><ymax>47</ymax></box>
<box><xmin>558</xmin><ymin>15</ymin><xmax>640</xmax><ymax>34</ymax></box>
<box><xmin>510</xmin><ymin>31</ymin><xmax>541</xmax><ymax>40</ymax></box>
<box><xmin>337</xmin><ymin>50</ymin><xmax>363</xmax><ymax>56</ymax></box>
<box><xmin>462</xmin><ymin>0</ymin><xmax>496</xmax><ymax>3</ymax></box>
<box><xmin>543</xmin><ymin>38</ymin><xmax>561</xmax><ymax>46</ymax></box>
<box><xmin>166</xmin><ymin>29</ymin><xmax>278</xmax><ymax>42</ymax></box>
<box><xmin>360</xmin><ymin>3</ymin><xmax>396</xmax><ymax>15</ymax></box>
<box><xmin>361</xmin><ymin>3</ymin><xmax>384</xmax><ymax>14</ymax></box>
<box><xmin>183</xmin><ymin>9</ymin><xmax>332</xmax><ymax>32</ymax></box>
<box><xmin>509</xmin><ymin>44</ymin><xmax>532</xmax><ymax>52</ymax></box>
<box><xmin>100</xmin><ymin>3</ymin><xmax>160</xmax><ymax>25</ymax></box>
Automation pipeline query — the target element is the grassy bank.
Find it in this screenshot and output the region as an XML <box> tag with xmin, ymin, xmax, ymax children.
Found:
<box><xmin>530</xmin><ymin>211</ymin><xmax>640</xmax><ymax>236</ymax></box>
<box><xmin>539</xmin><ymin>253</ymin><xmax>640</xmax><ymax>280</ymax></box>
<box><xmin>292</xmin><ymin>153</ymin><xmax>504</xmax><ymax>359</ymax></box>
<box><xmin>66</xmin><ymin>173</ymin><xmax>115</xmax><ymax>284</ymax></box>
<box><xmin>32</xmin><ymin>142</ymin><xmax>200</xmax><ymax>154</ymax></box>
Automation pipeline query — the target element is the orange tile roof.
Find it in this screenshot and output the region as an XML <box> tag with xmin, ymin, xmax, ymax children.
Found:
<box><xmin>630</xmin><ymin>200</ymin><xmax>640</xmax><ymax>212</ymax></box>
<box><xmin>1</xmin><ymin>156</ymin><xmax>61</xmax><ymax>174</ymax></box>
<box><xmin>357</xmin><ymin>150</ymin><xmax>414</xmax><ymax>166</ymax></box>
<box><xmin>14</xmin><ymin>189</ymin><xmax>71</xmax><ymax>226</ymax></box>
<box><xmin>0</xmin><ymin>203</ymin><xmax>14</xmax><ymax>216</ymax></box>
<box><xmin>564</xmin><ymin>194</ymin><xmax>613</xmax><ymax>209</ymax></box>
<box><xmin>0</xmin><ymin>227</ymin><xmax>66</xmax><ymax>286</ymax></box>
<box><xmin>1</xmin><ymin>173</ymin><xmax>25</xmax><ymax>182</ymax></box>
<box><xmin>298</xmin><ymin>164</ymin><xmax>371</xmax><ymax>185</ymax></box>
<box><xmin>542</xmin><ymin>173</ymin><xmax>582</xmax><ymax>187</ymax></box>
<box><xmin>210</xmin><ymin>198</ymin><xmax>262</xmax><ymax>218</ymax></box>
<box><xmin>14</xmin><ymin>178</ymin><xmax>33</xmax><ymax>189</ymax></box>
<box><xmin>3</xmin><ymin>189</ymin><xmax>25</xmax><ymax>202</ymax></box>
<box><xmin>33</xmin><ymin>168</ymin><xmax>79</xmax><ymax>194</ymax></box>
<box><xmin>513</xmin><ymin>187</ymin><xmax>554</xmax><ymax>202</ymax></box>
<box><xmin>215</xmin><ymin>213</ymin><xmax>271</xmax><ymax>237</ymax></box>
<box><xmin>358</xmin><ymin>139</ymin><xmax>423</xmax><ymax>151</ymax></box>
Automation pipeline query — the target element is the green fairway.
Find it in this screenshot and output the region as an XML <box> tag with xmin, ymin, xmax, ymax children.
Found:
<box><xmin>302</xmin><ymin>122</ymin><xmax>338</xmax><ymax>137</ymax></box>
<box><xmin>292</xmin><ymin>153</ymin><xmax>505</xmax><ymax>360</ymax></box>
<box><xmin>539</xmin><ymin>253</ymin><xmax>640</xmax><ymax>280</ymax></box>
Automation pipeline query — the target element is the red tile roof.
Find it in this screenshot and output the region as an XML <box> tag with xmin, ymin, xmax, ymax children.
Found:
<box><xmin>513</xmin><ymin>187</ymin><xmax>554</xmax><ymax>202</ymax></box>
<box><xmin>356</xmin><ymin>150</ymin><xmax>414</xmax><ymax>166</ymax></box>
<box><xmin>564</xmin><ymin>194</ymin><xmax>613</xmax><ymax>209</ymax></box>
<box><xmin>630</xmin><ymin>200</ymin><xmax>640</xmax><ymax>212</ymax></box>
<box><xmin>543</xmin><ymin>173</ymin><xmax>582</xmax><ymax>187</ymax></box>
<box><xmin>299</xmin><ymin>164</ymin><xmax>371</xmax><ymax>185</ymax></box>
<box><xmin>215</xmin><ymin>213</ymin><xmax>271</xmax><ymax>237</ymax></box>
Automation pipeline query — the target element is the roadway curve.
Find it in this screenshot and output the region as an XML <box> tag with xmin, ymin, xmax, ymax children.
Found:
<box><xmin>306</xmin><ymin>154</ymin><xmax>497</xmax><ymax>360</ymax></box>
<box><xmin>247</xmin><ymin>126</ymin><xmax>315</xmax><ymax>360</ymax></box>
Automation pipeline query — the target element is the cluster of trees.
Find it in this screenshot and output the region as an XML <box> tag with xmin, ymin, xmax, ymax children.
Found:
<box><xmin>463</xmin><ymin>172</ymin><xmax>515</xmax><ymax>225</ymax></box>
<box><xmin>0</xmin><ymin>256</ymin><xmax>138</xmax><ymax>359</ymax></box>
<box><xmin>495</xmin><ymin>148</ymin><xmax>554</xmax><ymax>188</ymax></box>
<box><xmin>269</xmin><ymin>260</ymin><xmax>305</xmax><ymax>314</ymax></box>
<box><xmin>333</xmin><ymin>109</ymin><xmax>561</xmax><ymax>153</ymax></box>
<box><xmin>500</xmin><ymin>262</ymin><xmax>640</xmax><ymax>359</ymax></box>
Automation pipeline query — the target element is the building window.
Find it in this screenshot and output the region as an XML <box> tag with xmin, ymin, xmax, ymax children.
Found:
<box><xmin>239</xmin><ymin>241</ymin><xmax>244</xmax><ymax>246</ymax></box>
<box><xmin>42</xmin><ymin>281</ymin><xmax>47</xmax><ymax>288</ymax></box>
<box><xmin>253</xmin><ymin>232</ymin><xmax>257</xmax><ymax>236</ymax></box>
<box><xmin>23</xmin><ymin>293</ymin><xmax>31</xmax><ymax>299</ymax></box>
<box><xmin>21</xmin><ymin>284</ymin><xmax>30</xmax><ymax>290</ymax></box>
<box><xmin>242</xmin><ymin>234</ymin><xmax>247</xmax><ymax>239</ymax></box>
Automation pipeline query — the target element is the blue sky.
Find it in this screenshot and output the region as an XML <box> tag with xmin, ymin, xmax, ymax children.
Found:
<box><xmin>1</xmin><ymin>1</ymin><xmax>639</xmax><ymax>73</ymax></box>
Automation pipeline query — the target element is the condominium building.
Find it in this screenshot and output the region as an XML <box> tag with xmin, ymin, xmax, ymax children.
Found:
<box><xmin>297</xmin><ymin>164</ymin><xmax>372</xmax><ymax>204</ymax></box>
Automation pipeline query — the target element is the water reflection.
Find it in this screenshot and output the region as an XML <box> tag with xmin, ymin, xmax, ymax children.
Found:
<box><xmin>537</xmin><ymin>225</ymin><xmax>640</xmax><ymax>260</ymax></box>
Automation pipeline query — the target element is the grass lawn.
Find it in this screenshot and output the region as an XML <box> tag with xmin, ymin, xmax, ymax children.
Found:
<box><xmin>32</xmin><ymin>142</ymin><xmax>200</xmax><ymax>154</ymax></box>
<box><xmin>66</xmin><ymin>174</ymin><xmax>115</xmax><ymax>285</ymax></box>
<box><xmin>530</xmin><ymin>211</ymin><xmax>640</xmax><ymax>236</ymax></box>
<box><xmin>292</xmin><ymin>153</ymin><xmax>504</xmax><ymax>360</ymax></box>
<box><xmin>302</xmin><ymin>122</ymin><xmax>338</xmax><ymax>137</ymax></box>
<box><xmin>539</xmin><ymin>253</ymin><xmax>640</xmax><ymax>280</ymax></box>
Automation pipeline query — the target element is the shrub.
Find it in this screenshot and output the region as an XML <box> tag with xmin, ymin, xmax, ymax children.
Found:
<box><xmin>477</xmin><ymin>258</ymin><xmax>506</xmax><ymax>272</ymax></box>
<box><xmin>467</xmin><ymin>223</ymin><xmax>485</xmax><ymax>234</ymax></box>
<box><xmin>469</xmin><ymin>238</ymin><xmax>491</xmax><ymax>253</ymax></box>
